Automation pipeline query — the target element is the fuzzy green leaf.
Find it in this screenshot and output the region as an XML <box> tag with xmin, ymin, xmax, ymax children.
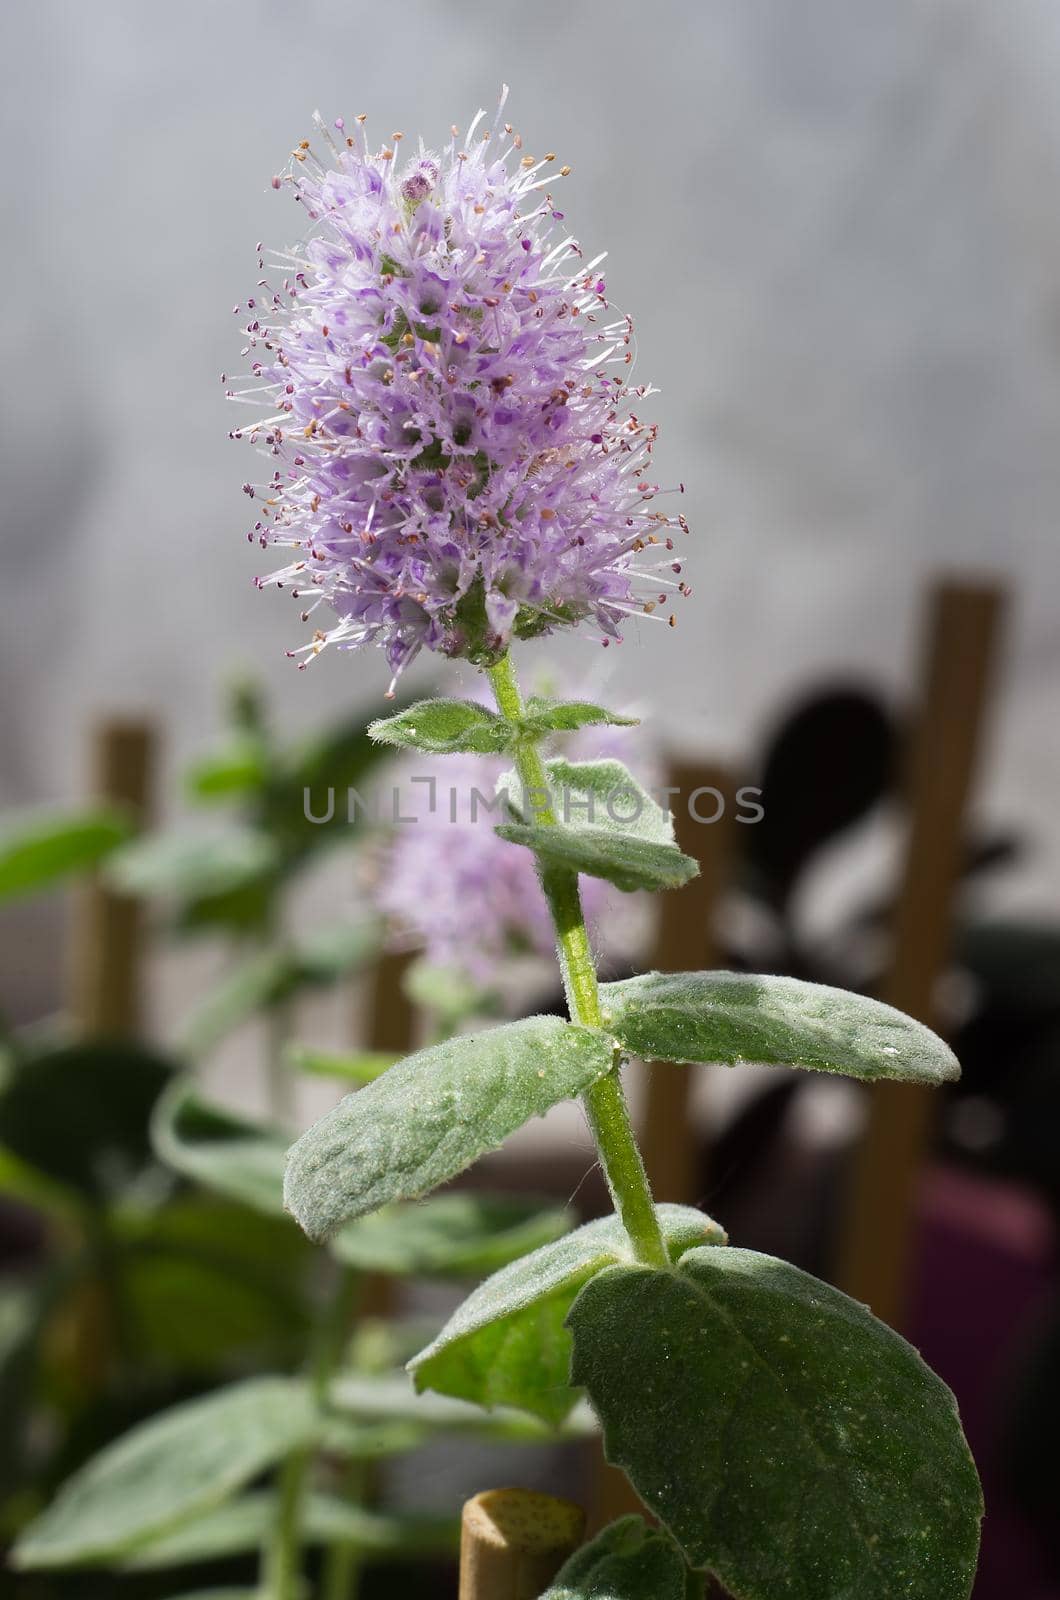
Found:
<box><xmin>409</xmin><ymin>1205</ymin><xmax>724</xmax><ymax>1425</ymax></box>
<box><xmin>152</xmin><ymin>1082</ymin><xmax>286</xmax><ymax>1216</ymax></box>
<box><xmin>0</xmin><ymin>807</ymin><xmax>132</xmax><ymax>901</ymax></box>
<box><xmin>331</xmin><ymin>1192</ymin><xmax>572</xmax><ymax>1277</ymax></box>
<box><xmin>599</xmin><ymin>971</ymin><xmax>960</xmax><ymax>1084</ymax></box>
<box><xmin>370</xmin><ymin>698</ymin><xmax>514</xmax><ymax>754</ymax></box>
<box><xmin>496</xmin><ymin>759</ymin><xmax>698</xmax><ymax>893</ymax></box>
<box><xmin>284</xmin><ymin>1016</ymin><xmax>614</xmax><ymax>1240</ymax></box>
<box><xmin>11</xmin><ymin>1377</ymin><xmax>318</xmax><ymax>1569</ymax></box>
<box><xmin>522</xmin><ymin>698</ymin><xmax>640</xmax><ymax>736</ymax></box>
<box><xmin>568</xmin><ymin>1247</ymin><xmax>983</xmax><ymax>1600</ymax></box>
<box><xmin>543</xmin><ymin>1516</ymin><xmax>689</xmax><ymax>1599</ymax></box>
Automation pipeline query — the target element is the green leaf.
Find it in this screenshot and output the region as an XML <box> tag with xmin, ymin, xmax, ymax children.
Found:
<box><xmin>0</xmin><ymin>807</ymin><xmax>132</xmax><ymax>901</ymax></box>
<box><xmin>106</xmin><ymin>827</ymin><xmax>278</xmax><ymax>903</ymax></box>
<box><xmin>522</xmin><ymin>697</ymin><xmax>640</xmax><ymax>736</ymax></box>
<box><xmin>409</xmin><ymin>1204</ymin><xmax>724</xmax><ymax>1425</ymax></box>
<box><xmin>284</xmin><ymin>1016</ymin><xmax>614</xmax><ymax>1240</ymax></box>
<box><xmin>370</xmin><ymin>697</ymin><xmax>514</xmax><ymax>754</ymax></box>
<box><xmin>152</xmin><ymin>1082</ymin><xmax>287</xmax><ymax>1216</ymax></box>
<box><xmin>185</xmin><ymin>738</ymin><xmax>268</xmax><ymax>802</ymax></box>
<box><xmin>286</xmin><ymin>1045</ymin><xmax>400</xmax><ymax>1084</ymax></box>
<box><xmin>11</xmin><ymin>1376</ymin><xmax>319</xmax><ymax>1569</ymax></box>
<box><xmin>164</xmin><ymin>1591</ymin><xmax>258</xmax><ymax>1600</ymax></box>
<box><xmin>0</xmin><ymin>1042</ymin><xmax>174</xmax><ymax>1200</ymax></box>
<box><xmin>599</xmin><ymin>971</ymin><xmax>960</xmax><ymax>1084</ymax></box>
<box><xmin>496</xmin><ymin>759</ymin><xmax>698</xmax><ymax>893</ymax></box>
<box><xmin>543</xmin><ymin>1516</ymin><xmax>689</xmax><ymax>1599</ymax></box>
<box><xmin>182</xmin><ymin>921</ymin><xmax>379</xmax><ymax>1055</ymax></box>
<box><xmin>567</xmin><ymin>1247</ymin><xmax>983</xmax><ymax>1600</ymax></box>
<box><xmin>121</xmin><ymin>1490</ymin><xmax>457</xmax><ymax>1570</ymax></box>
<box><xmin>331</xmin><ymin>1192</ymin><xmax>572</xmax><ymax>1277</ymax></box>
<box><xmin>266</xmin><ymin>698</ymin><xmax>413</xmax><ymax>856</ymax></box>
<box><xmin>329</xmin><ymin>1373</ymin><xmax>595</xmax><ymax>1442</ymax></box>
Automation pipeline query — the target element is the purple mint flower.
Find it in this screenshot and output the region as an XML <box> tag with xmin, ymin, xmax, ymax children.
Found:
<box><xmin>230</xmin><ymin>90</ymin><xmax>689</xmax><ymax>688</ymax></box>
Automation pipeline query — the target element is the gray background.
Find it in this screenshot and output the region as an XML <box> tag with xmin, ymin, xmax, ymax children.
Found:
<box><xmin>2</xmin><ymin>0</ymin><xmax>1058</xmax><ymax>910</ymax></box>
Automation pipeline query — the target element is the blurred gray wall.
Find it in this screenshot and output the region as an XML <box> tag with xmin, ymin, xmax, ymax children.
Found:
<box><xmin>2</xmin><ymin>0</ymin><xmax>1058</xmax><ymax>907</ymax></box>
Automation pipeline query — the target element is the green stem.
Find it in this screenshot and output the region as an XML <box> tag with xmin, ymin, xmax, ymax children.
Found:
<box><xmin>263</xmin><ymin>1448</ymin><xmax>308</xmax><ymax>1600</ymax></box>
<box><xmin>487</xmin><ymin>654</ymin><xmax>667</xmax><ymax>1269</ymax></box>
<box><xmin>262</xmin><ymin>1269</ymin><xmax>361</xmax><ymax>1600</ymax></box>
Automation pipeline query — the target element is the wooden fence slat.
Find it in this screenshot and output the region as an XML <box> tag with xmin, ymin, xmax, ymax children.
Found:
<box><xmin>69</xmin><ymin>718</ymin><xmax>156</xmax><ymax>1037</ymax></box>
<box><xmin>459</xmin><ymin>1488</ymin><xmax>584</xmax><ymax>1600</ymax></box>
<box><xmin>836</xmin><ymin>577</ymin><xmax>1006</xmax><ymax>1326</ymax></box>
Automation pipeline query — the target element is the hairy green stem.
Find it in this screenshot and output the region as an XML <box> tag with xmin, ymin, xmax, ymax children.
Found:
<box><xmin>487</xmin><ymin>654</ymin><xmax>667</xmax><ymax>1269</ymax></box>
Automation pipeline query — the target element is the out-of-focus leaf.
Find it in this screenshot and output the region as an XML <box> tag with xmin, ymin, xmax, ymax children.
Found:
<box><xmin>0</xmin><ymin>807</ymin><xmax>132</xmax><ymax>901</ymax></box>
<box><xmin>0</xmin><ymin>1043</ymin><xmax>175</xmax><ymax>1200</ymax></box>
<box><xmin>122</xmin><ymin>1490</ymin><xmax>457</xmax><ymax>1569</ymax></box>
<box><xmin>599</xmin><ymin>971</ymin><xmax>960</xmax><ymax>1084</ymax></box>
<box><xmin>121</xmin><ymin>1253</ymin><xmax>307</xmax><ymax>1371</ymax></box>
<box><xmin>185</xmin><ymin>738</ymin><xmax>268</xmax><ymax>803</ymax></box>
<box><xmin>286</xmin><ymin>1046</ymin><xmax>400</xmax><ymax>1084</ymax></box>
<box><xmin>181</xmin><ymin>922</ymin><xmax>378</xmax><ymax>1056</ymax></box>
<box><xmin>11</xmin><ymin>1376</ymin><xmax>320</xmax><ymax>1568</ymax></box>
<box><xmin>152</xmin><ymin>1082</ymin><xmax>286</xmax><ymax>1216</ymax></box>
<box><xmin>332</xmin><ymin>1192</ymin><xmax>572</xmax><ymax>1277</ymax></box>
<box><xmin>284</xmin><ymin>1016</ymin><xmax>614</xmax><ymax>1240</ymax></box>
<box><xmin>265</xmin><ymin>698</ymin><xmax>416</xmax><ymax>857</ymax></box>
<box><xmin>330</xmin><ymin>1373</ymin><xmax>594</xmax><ymax>1441</ymax></box>
<box><xmin>105</xmin><ymin>827</ymin><xmax>278</xmax><ymax>903</ymax></box>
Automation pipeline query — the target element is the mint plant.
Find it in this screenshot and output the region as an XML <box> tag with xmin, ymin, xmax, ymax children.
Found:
<box><xmin>225</xmin><ymin>91</ymin><xmax>986</xmax><ymax>1597</ymax></box>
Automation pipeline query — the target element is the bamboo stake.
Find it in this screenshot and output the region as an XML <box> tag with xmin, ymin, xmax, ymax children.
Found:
<box><xmin>69</xmin><ymin>718</ymin><xmax>156</xmax><ymax>1037</ymax></box>
<box><xmin>836</xmin><ymin>577</ymin><xmax>1006</xmax><ymax>1326</ymax></box>
<box><xmin>459</xmin><ymin>1489</ymin><xmax>585</xmax><ymax>1600</ymax></box>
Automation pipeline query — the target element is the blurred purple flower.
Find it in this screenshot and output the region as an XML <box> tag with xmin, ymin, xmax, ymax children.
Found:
<box><xmin>230</xmin><ymin>91</ymin><xmax>688</xmax><ymax>687</ymax></box>
<box><xmin>373</xmin><ymin>713</ymin><xmax>653</xmax><ymax>1002</ymax></box>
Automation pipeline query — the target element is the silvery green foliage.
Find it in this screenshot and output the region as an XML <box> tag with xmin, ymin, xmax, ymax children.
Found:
<box><xmin>409</xmin><ymin>1205</ymin><xmax>725</xmax><ymax>1424</ymax></box>
<box><xmin>599</xmin><ymin>971</ymin><xmax>961</xmax><ymax>1083</ymax></box>
<box><xmin>496</xmin><ymin>757</ymin><xmax>699</xmax><ymax>892</ymax></box>
<box><xmin>11</xmin><ymin>1379</ymin><xmax>319</xmax><ymax>1568</ymax></box>
<box><xmin>284</xmin><ymin>1016</ymin><xmax>614</xmax><ymax>1239</ymax></box>
<box><xmin>541</xmin><ymin>1516</ymin><xmax>692</xmax><ymax>1599</ymax></box>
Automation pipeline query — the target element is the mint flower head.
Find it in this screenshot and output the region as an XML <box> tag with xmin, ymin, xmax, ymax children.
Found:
<box><xmin>230</xmin><ymin>89</ymin><xmax>688</xmax><ymax>687</ymax></box>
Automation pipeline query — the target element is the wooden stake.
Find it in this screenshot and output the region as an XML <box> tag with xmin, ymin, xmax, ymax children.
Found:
<box><xmin>69</xmin><ymin>718</ymin><xmax>156</xmax><ymax>1037</ymax></box>
<box><xmin>459</xmin><ymin>1488</ymin><xmax>585</xmax><ymax>1600</ymax></box>
<box><xmin>639</xmin><ymin>760</ymin><xmax>737</xmax><ymax>1204</ymax></box>
<box><xmin>358</xmin><ymin>948</ymin><xmax>416</xmax><ymax>1321</ymax></box>
<box><xmin>836</xmin><ymin>578</ymin><xmax>1006</xmax><ymax>1325</ymax></box>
